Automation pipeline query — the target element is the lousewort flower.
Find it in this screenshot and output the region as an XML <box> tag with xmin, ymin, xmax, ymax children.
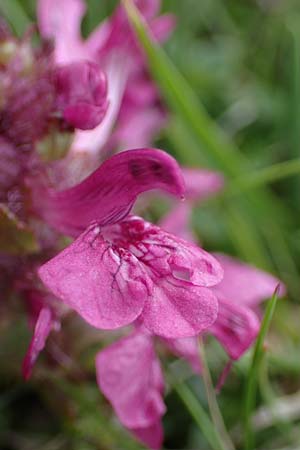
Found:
<box><xmin>37</xmin><ymin>149</ymin><xmax>223</xmax><ymax>338</ymax></box>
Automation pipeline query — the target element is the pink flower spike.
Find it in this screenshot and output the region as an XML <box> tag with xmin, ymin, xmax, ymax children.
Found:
<box><xmin>22</xmin><ymin>307</ymin><xmax>53</xmax><ymax>380</ymax></box>
<box><xmin>96</xmin><ymin>331</ymin><xmax>165</xmax><ymax>448</ymax></box>
<box><xmin>39</xmin><ymin>216</ymin><xmax>222</xmax><ymax>337</ymax></box>
<box><xmin>54</xmin><ymin>61</ymin><xmax>108</xmax><ymax>130</ymax></box>
<box><xmin>213</xmin><ymin>253</ymin><xmax>286</xmax><ymax>307</ymax></box>
<box><xmin>209</xmin><ymin>297</ymin><xmax>260</xmax><ymax>360</ymax></box>
<box><xmin>34</xmin><ymin>149</ymin><xmax>185</xmax><ymax>237</ymax></box>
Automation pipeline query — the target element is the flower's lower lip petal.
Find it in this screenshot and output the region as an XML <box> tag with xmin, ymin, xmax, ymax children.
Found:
<box><xmin>141</xmin><ymin>282</ymin><xmax>219</xmax><ymax>338</ymax></box>
<box><xmin>209</xmin><ymin>297</ymin><xmax>260</xmax><ymax>360</ymax></box>
<box><xmin>131</xmin><ymin>421</ymin><xmax>164</xmax><ymax>450</ymax></box>
<box><xmin>38</xmin><ymin>226</ymin><xmax>150</xmax><ymax>329</ymax></box>
<box><xmin>96</xmin><ymin>331</ymin><xmax>165</xmax><ymax>430</ymax></box>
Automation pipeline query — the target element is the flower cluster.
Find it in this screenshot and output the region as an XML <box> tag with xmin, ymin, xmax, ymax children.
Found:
<box><xmin>0</xmin><ymin>1</ymin><xmax>284</xmax><ymax>449</ymax></box>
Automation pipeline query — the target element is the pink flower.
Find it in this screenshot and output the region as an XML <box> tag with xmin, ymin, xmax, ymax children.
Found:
<box><xmin>37</xmin><ymin>0</ymin><xmax>175</xmax><ymax>157</ymax></box>
<box><xmin>38</xmin><ymin>216</ymin><xmax>222</xmax><ymax>337</ymax></box>
<box><xmin>37</xmin><ymin>149</ymin><xmax>223</xmax><ymax>337</ymax></box>
<box><xmin>96</xmin><ymin>330</ymin><xmax>165</xmax><ymax>449</ymax></box>
<box><xmin>54</xmin><ymin>61</ymin><xmax>108</xmax><ymax>130</ymax></box>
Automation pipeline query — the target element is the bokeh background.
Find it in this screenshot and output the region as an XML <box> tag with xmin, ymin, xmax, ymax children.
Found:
<box><xmin>2</xmin><ymin>0</ymin><xmax>300</xmax><ymax>449</ymax></box>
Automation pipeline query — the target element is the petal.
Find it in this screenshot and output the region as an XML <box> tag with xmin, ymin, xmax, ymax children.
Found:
<box><xmin>38</xmin><ymin>0</ymin><xmax>86</xmax><ymax>64</ymax></box>
<box><xmin>106</xmin><ymin>216</ymin><xmax>223</xmax><ymax>287</ymax></box>
<box><xmin>34</xmin><ymin>149</ymin><xmax>185</xmax><ymax>237</ymax></box>
<box><xmin>149</xmin><ymin>227</ymin><xmax>223</xmax><ymax>287</ymax></box>
<box><xmin>38</xmin><ymin>225</ymin><xmax>151</xmax><ymax>329</ymax></box>
<box><xmin>142</xmin><ymin>280</ymin><xmax>219</xmax><ymax>338</ymax></box>
<box><xmin>22</xmin><ymin>307</ymin><xmax>53</xmax><ymax>380</ymax></box>
<box><xmin>213</xmin><ymin>253</ymin><xmax>285</xmax><ymax>307</ymax></box>
<box><xmin>209</xmin><ymin>297</ymin><xmax>260</xmax><ymax>360</ymax></box>
<box><xmin>132</xmin><ymin>421</ymin><xmax>163</xmax><ymax>450</ymax></box>
<box><xmin>96</xmin><ymin>331</ymin><xmax>165</xmax><ymax>429</ymax></box>
<box><xmin>164</xmin><ymin>336</ymin><xmax>201</xmax><ymax>373</ymax></box>
<box><xmin>182</xmin><ymin>168</ymin><xmax>224</xmax><ymax>201</ymax></box>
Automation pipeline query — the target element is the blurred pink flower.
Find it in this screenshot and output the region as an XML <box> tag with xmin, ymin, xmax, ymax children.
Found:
<box><xmin>96</xmin><ymin>330</ymin><xmax>165</xmax><ymax>449</ymax></box>
<box><xmin>54</xmin><ymin>61</ymin><xmax>108</xmax><ymax>130</ymax></box>
<box><xmin>37</xmin><ymin>0</ymin><xmax>175</xmax><ymax>160</ymax></box>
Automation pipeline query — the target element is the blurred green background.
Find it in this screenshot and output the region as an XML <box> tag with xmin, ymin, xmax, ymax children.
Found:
<box><xmin>2</xmin><ymin>0</ymin><xmax>300</xmax><ymax>449</ymax></box>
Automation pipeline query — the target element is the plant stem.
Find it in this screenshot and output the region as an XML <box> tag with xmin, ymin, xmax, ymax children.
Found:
<box><xmin>198</xmin><ymin>338</ymin><xmax>236</xmax><ymax>450</ymax></box>
<box><xmin>166</xmin><ymin>368</ymin><xmax>226</xmax><ymax>450</ymax></box>
<box><xmin>244</xmin><ymin>287</ymin><xmax>279</xmax><ymax>450</ymax></box>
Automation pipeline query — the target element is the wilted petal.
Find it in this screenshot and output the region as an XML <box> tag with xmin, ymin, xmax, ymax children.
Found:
<box><xmin>213</xmin><ymin>253</ymin><xmax>285</xmax><ymax>307</ymax></box>
<box><xmin>96</xmin><ymin>332</ymin><xmax>165</xmax><ymax>429</ymax></box>
<box><xmin>38</xmin><ymin>226</ymin><xmax>152</xmax><ymax>329</ymax></box>
<box><xmin>142</xmin><ymin>281</ymin><xmax>218</xmax><ymax>338</ymax></box>
<box><xmin>22</xmin><ymin>307</ymin><xmax>53</xmax><ymax>380</ymax></box>
<box><xmin>209</xmin><ymin>297</ymin><xmax>260</xmax><ymax>360</ymax></box>
<box><xmin>34</xmin><ymin>149</ymin><xmax>185</xmax><ymax>237</ymax></box>
<box><xmin>55</xmin><ymin>61</ymin><xmax>108</xmax><ymax>130</ymax></box>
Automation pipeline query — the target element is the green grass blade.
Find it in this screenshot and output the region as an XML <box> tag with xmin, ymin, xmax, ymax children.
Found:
<box><xmin>0</xmin><ymin>0</ymin><xmax>31</xmax><ymax>36</ymax></box>
<box><xmin>122</xmin><ymin>0</ymin><xmax>243</xmax><ymax>176</ymax></box>
<box><xmin>243</xmin><ymin>286</ymin><xmax>280</xmax><ymax>450</ymax></box>
<box><xmin>166</xmin><ymin>370</ymin><xmax>226</xmax><ymax>450</ymax></box>
<box><xmin>198</xmin><ymin>338</ymin><xmax>235</xmax><ymax>450</ymax></box>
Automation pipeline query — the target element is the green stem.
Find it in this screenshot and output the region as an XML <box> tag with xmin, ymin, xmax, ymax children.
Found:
<box><xmin>228</xmin><ymin>158</ymin><xmax>300</xmax><ymax>195</ymax></box>
<box><xmin>244</xmin><ymin>287</ymin><xmax>279</xmax><ymax>450</ymax></box>
<box><xmin>198</xmin><ymin>338</ymin><xmax>236</xmax><ymax>450</ymax></box>
<box><xmin>167</xmin><ymin>371</ymin><xmax>226</xmax><ymax>450</ymax></box>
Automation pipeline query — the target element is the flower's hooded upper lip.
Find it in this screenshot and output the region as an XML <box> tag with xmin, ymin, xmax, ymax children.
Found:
<box><xmin>31</xmin><ymin>148</ymin><xmax>185</xmax><ymax>237</ymax></box>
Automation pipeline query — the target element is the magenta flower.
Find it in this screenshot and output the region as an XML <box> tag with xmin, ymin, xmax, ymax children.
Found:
<box><xmin>54</xmin><ymin>61</ymin><xmax>108</xmax><ymax>130</ymax></box>
<box><xmin>96</xmin><ymin>331</ymin><xmax>165</xmax><ymax>449</ymax></box>
<box><xmin>37</xmin><ymin>0</ymin><xmax>175</xmax><ymax>158</ymax></box>
<box><xmin>36</xmin><ymin>149</ymin><xmax>223</xmax><ymax>337</ymax></box>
